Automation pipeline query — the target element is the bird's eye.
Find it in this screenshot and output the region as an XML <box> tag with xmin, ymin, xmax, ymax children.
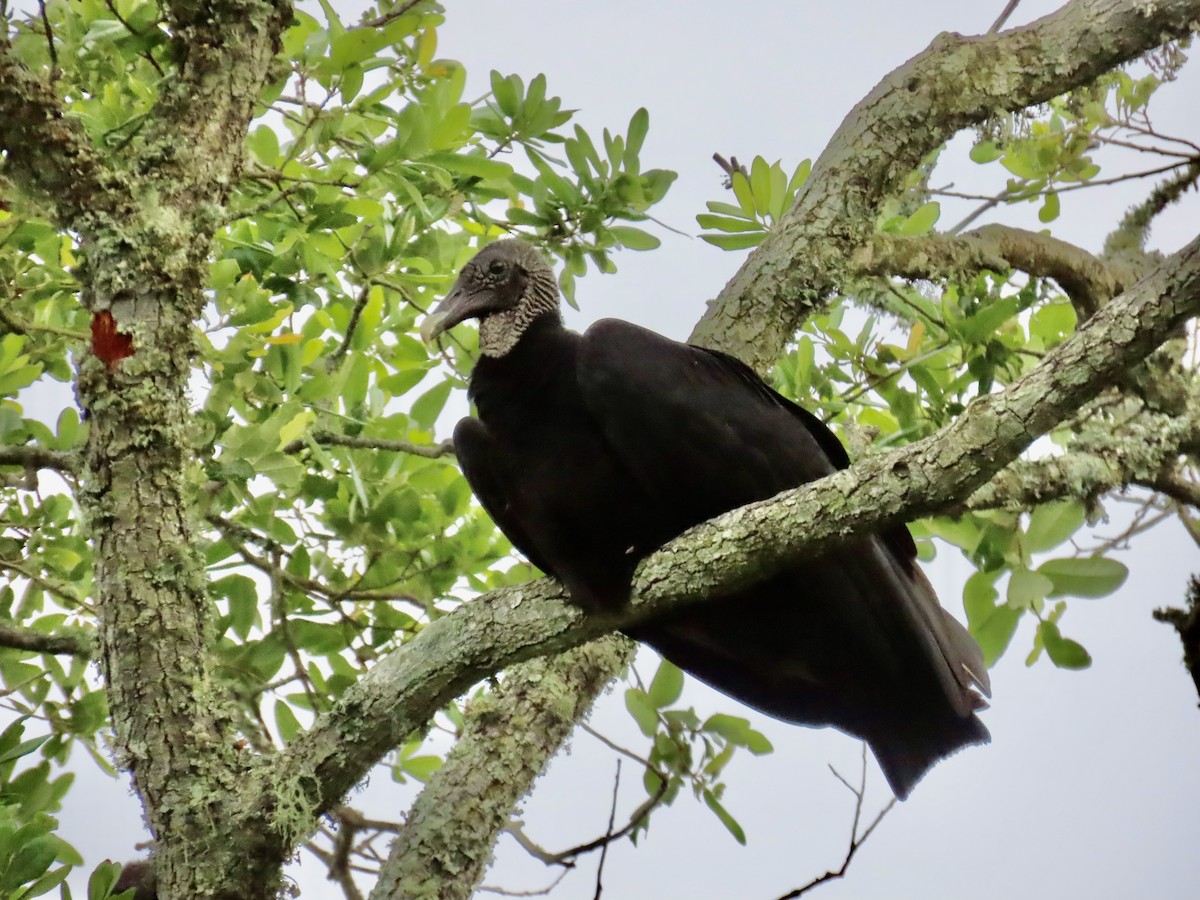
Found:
<box><xmin>487</xmin><ymin>260</ymin><xmax>508</xmax><ymax>277</ymax></box>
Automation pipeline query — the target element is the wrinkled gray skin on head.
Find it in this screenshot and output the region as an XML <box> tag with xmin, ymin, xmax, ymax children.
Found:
<box><xmin>421</xmin><ymin>240</ymin><xmax>562</xmax><ymax>357</ymax></box>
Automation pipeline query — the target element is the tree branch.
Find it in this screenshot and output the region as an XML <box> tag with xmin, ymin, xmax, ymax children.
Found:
<box><xmin>690</xmin><ymin>0</ymin><xmax>1200</xmax><ymax>369</ymax></box>
<box><xmin>775</xmin><ymin>748</ymin><xmax>896</xmax><ymax>899</ymax></box>
<box><xmin>856</xmin><ymin>225</ymin><xmax>1132</xmax><ymax>318</ymax></box>
<box><xmin>280</xmin><ymin>431</ymin><xmax>454</xmax><ymax>459</ymax></box>
<box><xmin>1153</xmin><ymin>575</ymin><xmax>1200</xmax><ymax>703</ymax></box>
<box><xmin>965</xmin><ymin>401</ymin><xmax>1200</xmax><ymax>511</ymax></box>
<box><xmin>0</xmin><ymin>445</ymin><xmax>80</xmax><ymax>475</ymax></box>
<box><xmin>1104</xmin><ymin>159</ymin><xmax>1200</xmax><ymax>266</ymax></box>
<box><xmin>371</xmin><ymin>637</ymin><xmax>635</xmax><ymax>900</ymax></box>
<box><xmin>264</xmin><ymin>227</ymin><xmax>1200</xmax><ymax>846</ymax></box>
<box><xmin>0</xmin><ymin>622</ymin><xmax>91</xmax><ymax>657</ymax></box>
<box><xmin>0</xmin><ymin>28</ymin><xmax>134</xmax><ymax>224</ymax></box>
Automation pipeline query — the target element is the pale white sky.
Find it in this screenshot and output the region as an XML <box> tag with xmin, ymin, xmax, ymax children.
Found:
<box><xmin>36</xmin><ymin>1</ymin><xmax>1200</xmax><ymax>898</ymax></box>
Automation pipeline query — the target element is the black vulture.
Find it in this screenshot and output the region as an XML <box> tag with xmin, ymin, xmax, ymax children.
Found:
<box><xmin>421</xmin><ymin>239</ymin><xmax>990</xmax><ymax>799</ymax></box>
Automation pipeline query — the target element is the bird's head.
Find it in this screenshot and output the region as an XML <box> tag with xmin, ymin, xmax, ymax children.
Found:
<box><xmin>420</xmin><ymin>239</ymin><xmax>561</xmax><ymax>357</ymax></box>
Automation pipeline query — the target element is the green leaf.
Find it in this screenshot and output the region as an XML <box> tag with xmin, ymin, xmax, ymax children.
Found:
<box><xmin>276</xmin><ymin>410</ymin><xmax>315</xmax><ymax>449</ymax></box>
<box><xmin>0</xmin><ymin>364</ymin><xmax>43</xmax><ymax>396</ymax></box>
<box><xmin>700</xmin><ymin>232</ymin><xmax>764</xmax><ymax>251</ymax></box>
<box><xmin>401</xmin><ymin>755</ymin><xmax>443</xmax><ymax>782</ymax></box>
<box><xmin>1039</xmin><ymin>620</ymin><xmax>1092</xmax><ymax>669</ymax></box>
<box><xmin>1007</xmin><ymin>567</ymin><xmax>1053</xmax><ymax>610</ymax></box>
<box><xmin>608</xmin><ymin>225</ymin><xmax>660</xmax><ymax>251</ymax></box>
<box><xmin>1039</xmin><ymin>191</ymin><xmax>1061</xmax><ymax>223</ymax></box>
<box><xmin>490</xmin><ymin>70</ymin><xmax>520</xmax><ymax>116</ymax></box>
<box><xmin>730</xmin><ymin>171</ymin><xmax>756</xmax><ymax>218</ymax></box>
<box><xmin>702</xmin><ymin>713</ymin><xmax>750</xmax><ymax>745</ymax></box>
<box><xmin>970</xmin><ymin>141</ymin><xmax>1002</xmax><ymax>163</ymax></box>
<box><xmin>749</xmin><ymin>156</ymin><xmax>771</xmax><ymax>217</ymax></box>
<box><xmin>1038</xmin><ymin>557</ymin><xmax>1129</xmax><ymax>598</ymax></box>
<box><xmin>704</xmin><ymin>200</ymin><xmax>754</xmax><ymax>219</ymax></box>
<box><xmin>647</xmin><ymin>660</ymin><xmax>683</xmax><ymax>708</ymax></box>
<box><xmin>898</xmin><ymin>201</ymin><xmax>941</xmax><ymax>235</ymax></box>
<box><xmin>745</xmin><ymin>729</ymin><xmax>773</xmax><ymax>755</ymax></box>
<box><xmin>87</xmin><ymin>861</ymin><xmax>123</xmax><ymax>900</ymax></box>
<box><xmin>4</xmin><ymin>834</ymin><xmax>57</xmax><ymax>888</ymax></box>
<box><xmin>1024</xmin><ymin>500</ymin><xmax>1085</xmax><ymax>553</ymax></box>
<box><xmin>274</xmin><ymin>701</ymin><xmax>302</xmax><ymax>743</ymax></box>
<box><xmin>25</xmin><ymin>864</ymin><xmax>70</xmax><ymax>897</ymax></box>
<box><xmin>624</xmin><ymin>688</ymin><xmax>658</xmax><ymax>737</ymax></box>
<box><xmin>410</xmin><ymin>380</ymin><xmax>453</xmax><ymax>430</ymax></box>
<box><xmin>247</xmin><ymin>125</ymin><xmax>281</xmax><ymax>165</ymax></box>
<box><xmin>212</xmin><ymin>574</ymin><xmax>259</xmax><ymax>640</ymax></box>
<box><xmin>624</xmin><ymin>107</ymin><xmax>649</xmax><ymax>166</ymax></box>
<box><xmin>0</xmin><ymin>734</ymin><xmax>49</xmax><ymax>765</ymax></box>
<box><xmin>696</xmin><ymin>214</ymin><xmax>765</xmax><ymax>233</ymax></box>
<box><xmin>422</xmin><ymin>151</ymin><xmax>513</xmax><ymax>181</ymax></box>
<box><xmin>963</xmin><ymin>569</ymin><xmax>1020</xmax><ymax>666</ymax></box>
<box><xmin>787</xmin><ymin>158</ymin><xmax>812</xmax><ymax>194</ymax></box>
<box><xmin>702</xmin><ymin>789</ymin><xmax>746</xmax><ymax>845</ymax></box>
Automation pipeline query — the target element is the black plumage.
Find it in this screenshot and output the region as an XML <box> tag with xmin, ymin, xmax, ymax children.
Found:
<box><xmin>422</xmin><ymin>239</ymin><xmax>990</xmax><ymax>799</ymax></box>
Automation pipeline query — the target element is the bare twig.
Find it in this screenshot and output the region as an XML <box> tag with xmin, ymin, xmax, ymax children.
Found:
<box><xmin>205</xmin><ymin>513</ymin><xmax>426</xmax><ymax>607</ymax></box>
<box><xmin>329</xmin><ymin>285</ymin><xmax>372</xmax><ymax>369</ymax></box>
<box><xmin>37</xmin><ymin>1</ymin><xmax>56</xmax><ymax>78</ymax></box>
<box><xmin>505</xmin><ymin>774</ymin><xmax>667</xmax><ymax>868</ymax></box>
<box><xmin>592</xmin><ymin>761</ymin><xmax>622</xmax><ymax>900</ymax></box>
<box><xmin>932</xmin><ymin>159</ymin><xmax>1194</xmax><ymax>203</ymax></box>
<box><xmin>988</xmin><ymin>0</ymin><xmax>1022</xmax><ymax>34</ymax></box>
<box><xmin>775</xmin><ymin>747</ymin><xmax>897</xmax><ymax>899</ymax></box>
<box><xmin>477</xmin><ymin>871</ymin><xmax>570</xmax><ymax>897</ymax></box>
<box><xmin>102</xmin><ymin>0</ymin><xmax>165</xmax><ymax>76</ymax></box>
<box><xmin>280</xmin><ymin>430</ymin><xmax>454</xmax><ymax>459</ymax></box>
<box><xmin>1148</xmin><ymin>469</ymin><xmax>1200</xmax><ymax>511</ymax></box>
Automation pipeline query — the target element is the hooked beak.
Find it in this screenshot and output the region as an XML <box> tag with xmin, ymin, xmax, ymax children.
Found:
<box><xmin>420</xmin><ymin>280</ymin><xmax>509</xmax><ymax>346</ymax></box>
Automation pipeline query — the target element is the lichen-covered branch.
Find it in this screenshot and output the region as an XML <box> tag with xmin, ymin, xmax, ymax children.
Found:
<box><xmin>965</xmin><ymin>400</ymin><xmax>1200</xmax><ymax>512</ymax></box>
<box><xmin>0</xmin><ymin>34</ymin><xmax>135</xmax><ymax>225</ymax></box>
<box><xmin>5</xmin><ymin>1</ymin><xmax>299</xmax><ymax>897</ymax></box>
<box><xmin>0</xmin><ymin>622</ymin><xmax>91</xmax><ymax>657</ymax></box>
<box><xmin>857</xmin><ymin>225</ymin><xmax>1132</xmax><ymax>317</ymax></box>
<box><xmin>275</xmin><ymin>227</ymin><xmax>1200</xmax><ymax>839</ymax></box>
<box><xmin>371</xmin><ymin>637</ymin><xmax>635</xmax><ymax>900</ymax></box>
<box><xmin>279</xmin><ymin>432</ymin><xmax>455</xmax><ymax>458</ymax></box>
<box><xmin>1153</xmin><ymin>575</ymin><xmax>1200</xmax><ymax>703</ymax></box>
<box><xmin>1104</xmin><ymin>159</ymin><xmax>1200</xmax><ymax>266</ymax></box>
<box><xmin>690</xmin><ymin>0</ymin><xmax>1200</xmax><ymax>368</ymax></box>
<box><xmin>0</xmin><ymin>445</ymin><xmax>80</xmax><ymax>474</ymax></box>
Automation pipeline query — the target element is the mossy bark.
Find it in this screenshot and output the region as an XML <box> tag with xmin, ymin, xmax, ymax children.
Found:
<box><xmin>2</xmin><ymin>2</ymin><xmax>291</xmax><ymax>896</ymax></box>
<box><xmin>3</xmin><ymin>2</ymin><xmax>1199</xmax><ymax>898</ymax></box>
<box><xmin>372</xmin><ymin>637</ymin><xmax>635</xmax><ymax>900</ymax></box>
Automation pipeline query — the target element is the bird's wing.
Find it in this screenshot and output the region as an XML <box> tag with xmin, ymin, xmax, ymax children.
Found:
<box><xmin>576</xmin><ymin>318</ymin><xmax>989</xmax><ymax>708</ymax></box>
<box><xmin>453</xmin><ymin>416</ymin><xmax>555</xmax><ymax>577</ymax></box>
<box><xmin>577</xmin><ymin>319</ymin><xmax>840</xmax><ymax>528</ymax></box>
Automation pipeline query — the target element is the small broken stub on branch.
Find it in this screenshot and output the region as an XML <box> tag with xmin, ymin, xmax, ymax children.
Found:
<box><xmin>90</xmin><ymin>310</ymin><xmax>134</xmax><ymax>372</ymax></box>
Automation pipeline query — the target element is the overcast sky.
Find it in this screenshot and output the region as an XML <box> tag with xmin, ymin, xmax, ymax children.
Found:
<box><xmin>38</xmin><ymin>1</ymin><xmax>1200</xmax><ymax>898</ymax></box>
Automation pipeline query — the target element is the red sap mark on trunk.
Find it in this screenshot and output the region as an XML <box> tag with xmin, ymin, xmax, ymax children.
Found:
<box><xmin>91</xmin><ymin>310</ymin><xmax>134</xmax><ymax>372</ymax></box>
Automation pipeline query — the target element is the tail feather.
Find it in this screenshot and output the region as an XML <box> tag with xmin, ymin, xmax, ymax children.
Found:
<box><xmin>868</xmin><ymin>713</ymin><xmax>991</xmax><ymax>800</ymax></box>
